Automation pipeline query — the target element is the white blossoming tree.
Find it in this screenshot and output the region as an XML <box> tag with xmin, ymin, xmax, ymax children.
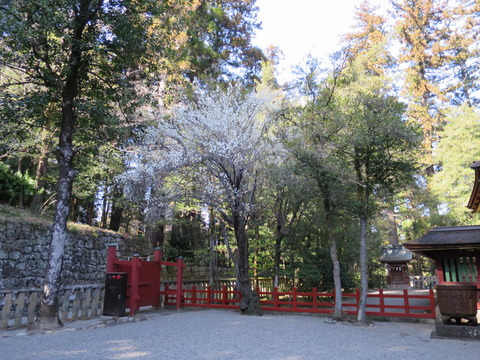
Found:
<box><xmin>123</xmin><ymin>83</ymin><xmax>280</xmax><ymax>314</ymax></box>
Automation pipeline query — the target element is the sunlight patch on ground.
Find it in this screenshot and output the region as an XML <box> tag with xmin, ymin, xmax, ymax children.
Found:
<box><xmin>106</xmin><ymin>339</ymin><xmax>151</xmax><ymax>359</ymax></box>
<box><xmin>109</xmin><ymin>351</ymin><xmax>151</xmax><ymax>359</ymax></box>
<box><xmin>49</xmin><ymin>350</ymin><xmax>88</xmax><ymax>355</ymax></box>
<box><xmin>387</xmin><ymin>346</ymin><xmax>410</xmax><ymax>352</ymax></box>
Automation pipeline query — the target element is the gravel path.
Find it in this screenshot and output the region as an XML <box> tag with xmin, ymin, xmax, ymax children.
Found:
<box><xmin>0</xmin><ymin>309</ymin><xmax>478</xmax><ymax>360</ymax></box>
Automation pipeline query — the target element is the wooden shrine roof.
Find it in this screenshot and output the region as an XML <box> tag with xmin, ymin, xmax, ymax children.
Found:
<box><xmin>379</xmin><ymin>244</ymin><xmax>413</xmax><ymax>264</ymax></box>
<box><xmin>405</xmin><ymin>226</ymin><xmax>480</xmax><ymax>256</ymax></box>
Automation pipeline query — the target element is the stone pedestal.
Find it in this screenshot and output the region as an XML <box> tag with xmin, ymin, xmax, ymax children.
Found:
<box><xmin>430</xmin><ymin>303</ymin><xmax>480</xmax><ymax>340</ymax></box>
<box><xmin>432</xmin><ymin>323</ymin><xmax>480</xmax><ymax>340</ymax></box>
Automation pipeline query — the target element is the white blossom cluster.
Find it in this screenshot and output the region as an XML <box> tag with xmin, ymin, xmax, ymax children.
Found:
<box><xmin>121</xmin><ymin>83</ymin><xmax>281</xmax><ymax>222</ymax></box>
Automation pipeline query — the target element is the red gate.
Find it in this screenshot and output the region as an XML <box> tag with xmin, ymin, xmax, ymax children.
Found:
<box><xmin>106</xmin><ymin>245</ymin><xmax>185</xmax><ymax>315</ymax></box>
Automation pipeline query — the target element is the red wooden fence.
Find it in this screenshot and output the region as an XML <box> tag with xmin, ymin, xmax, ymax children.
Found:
<box><xmin>162</xmin><ymin>286</ymin><xmax>436</xmax><ymax>319</ymax></box>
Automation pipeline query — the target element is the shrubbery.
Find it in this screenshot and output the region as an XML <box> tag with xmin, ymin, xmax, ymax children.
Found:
<box><xmin>0</xmin><ymin>162</ymin><xmax>37</xmax><ymax>206</ymax></box>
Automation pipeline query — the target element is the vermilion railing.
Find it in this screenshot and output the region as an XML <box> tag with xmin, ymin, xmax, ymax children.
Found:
<box><xmin>162</xmin><ymin>285</ymin><xmax>436</xmax><ymax>319</ymax></box>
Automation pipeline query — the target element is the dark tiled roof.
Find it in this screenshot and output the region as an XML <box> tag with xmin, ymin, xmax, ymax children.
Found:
<box><xmin>379</xmin><ymin>244</ymin><xmax>413</xmax><ymax>263</ymax></box>
<box><xmin>405</xmin><ymin>226</ymin><xmax>480</xmax><ymax>251</ymax></box>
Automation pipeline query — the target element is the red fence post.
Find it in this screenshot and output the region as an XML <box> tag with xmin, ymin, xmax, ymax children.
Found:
<box><xmin>154</xmin><ymin>247</ymin><xmax>162</xmax><ymax>263</ymax></box>
<box><xmin>106</xmin><ymin>244</ymin><xmax>117</xmax><ymax>272</ymax></box>
<box><xmin>191</xmin><ymin>285</ymin><xmax>197</xmax><ymax>305</ymax></box>
<box><xmin>403</xmin><ymin>289</ymin><xmax>410</xmax><ymax>315</ymax></box>
<box><xmin>312</xmin><ymin>287</ymin><xmax>318</xmax><ymax>311</ymax></box>
<box><xmin>379</xmin><ymin>289</ymin><xmax>385</xmax><ymax>315</ymax></box>
<box><xmin>207</xmin><ymin>286</ymin><xmax>212</xmax><ymax>305</ymax></box>
<box><xmin>153</xmin><ymin>247</ymin><xmax>162</xmax><ymax>308</ymax></box>
<box><xmin>176</xmin><ymin>257</ymin><xmax>184</xmax><ymax>310</ymax></box>
<box><xmin>293</xmin><ymin>287</ymin><xmax>298</xmax><ymax>309</ymax></box>
<box><xmin>130</xmin><ymin>254</ymin><xmax>141</xmax><ymax>316</ymax></box>
<box><xmin>222</xmin><ymin>286</ymin><xmax>228</xmax><ymax>306</ymax></box>
<box><xmin>274</xmin><ymin>287</ymin><xmax>279</xmax><ymax>309</ymax></box>
<box><xmin>355</xmin><ymin>288</ymin><xmax>361</xmax><ymax>316</ymax></box>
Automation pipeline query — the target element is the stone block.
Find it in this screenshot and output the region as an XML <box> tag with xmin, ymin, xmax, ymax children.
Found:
<box><xmin>432</xmin><ymin>323</ymin><xmax>480</xmax><ymax>340</ymax></box>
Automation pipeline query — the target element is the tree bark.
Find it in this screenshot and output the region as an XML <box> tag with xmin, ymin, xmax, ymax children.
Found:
<box><xmin>34</xmin><ymin>98</ymin><xmax>76</xmax><ymax>329</ymax></box>
<box><xmin>108</xmin><ymin>178</ymin><xmax>125</xmax><ymax>230</ymax></box>
<box><xmin>146</xmin><ymin>224</ymin><xmax>164</xmax><ymax>250</ymax></box>
<box><xmin>323</xmin><ymin>196</ymin><xmax>343</xmax><ymax>319</ymax></box>
<box><xmin>209</xmin><ymin>207</ymin><xmax>218</xmax><ymax>287</ymax></box>
<box><xmin>31</xmin><ymin>125</ymin><xmax>51</xmax><ymax>213</ymax></box>
<box><xmin>233</xmin><ymin>213</ymin><xmax>262</xmax><ymax>315</ymax></box>
<box><xmin>273</xmin><ymin>213</ymin><xmax>285</xmax><ymax>288</ymax></box>
<box><xmin>356</xmin><ymin>211</ymin><xmax>369</xmax><ymax>324</ymax></box>
<box><xmin>385</xmin><ymin>206</ymin><xmax>399</xmax><ymax>245</ymax></box>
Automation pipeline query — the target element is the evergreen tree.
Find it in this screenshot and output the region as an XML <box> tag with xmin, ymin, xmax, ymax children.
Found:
<box><xmin>391</xmin><ymin>0</ymin><xmax>450</xmax><ymax>173</ymax></box>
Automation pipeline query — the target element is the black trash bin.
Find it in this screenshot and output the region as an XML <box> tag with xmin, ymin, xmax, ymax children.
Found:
<box><xmin>103</xmin><ymin>272</ymin><xmax>128</xmax><ymax>317</ymax></box>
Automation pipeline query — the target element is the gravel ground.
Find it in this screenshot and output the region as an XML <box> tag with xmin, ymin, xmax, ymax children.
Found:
<box><xmin>0</xmin><ymin>309</ymin><xmax>478</xmax><ymax>360</ymax></box>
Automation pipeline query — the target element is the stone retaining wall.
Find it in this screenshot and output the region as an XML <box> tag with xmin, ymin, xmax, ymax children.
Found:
<box><xmin>0</xmin><ymin>216</ymin><xmax>150</xmax><ymax>289</ymax></box>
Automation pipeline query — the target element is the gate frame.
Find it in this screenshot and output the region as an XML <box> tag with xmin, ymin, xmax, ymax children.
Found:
<box><xmin>106</xmin><ymin>244</ymin><xmax>185</xmax><ymax>315</ymax></box>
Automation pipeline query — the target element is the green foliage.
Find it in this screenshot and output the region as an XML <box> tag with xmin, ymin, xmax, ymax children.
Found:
<box><xmin>431</xmin><ymin>104</ymin><xmax>480</xmax><ymax>224</ymax></box>
<box><xmin>181</xmin><ymin>0</ymin><xmax>265</xmax><ymax>84</ymax></box>
<box><xmin>0</xmin><ymin>162</ymin><xmax>37</xmax><ymax>206</ymax></box>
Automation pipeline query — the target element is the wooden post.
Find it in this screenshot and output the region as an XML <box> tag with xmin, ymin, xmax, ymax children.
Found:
<box><xmin>355</xmin><ymin>288</ymin><xmax>361</xmax><ymax>315</ymax></box>
<box><xmin>130</xmin><ymin>254</ymin><xmax>141</xmax><ymax>316</ymax></box>
<box><xmin>379</xmin><ymin>288</ymin><xmax>385</xmax><ymax>315</ymax></box>
<box><xmin>176</xmin><ymin>257</ymin><xmax>184</xmax><ymax>310</ymax></box>
<box><xmin>1</xmin><ymin>293</ymin><xmax>12</xmax><ymax>329</ymax></box>
<box><xmin>312</xmin><ymin>287</ymin><xmax>318</xmax><ymax>311</ymax></box>
<box><xmin>154</xmin><ymin>247</ymin><xmax>162</xmax><ymax>308</ymax></box>
<box><xmin>154</xmin><ymin>247</ymin><xmax>162</xmax><ymax>263</ymax></box>
<box><xmin>293</xmin><ymin>287</ymin><xmax>298</xmax><ymax>309</ymax></box>
<box><xmin>273</xmin><ymin>287</ymin><xmax>279</xmax><ymax>309</ymax></box>
<box><xmin>403</xmin><ymin>289</ymin><xmax>410</xmax><ymax>315</ymax></box>
<box><xmin>436</xmin><ymin>256</ymin><xmax>445</xmax><ymax>284</ymax></box>
<box><xmin>13</xmin><ymin>293</ymin><xmax>25</xmax><ymax>328</ymax></box>
<box><xmin>222</xmin><ymin>286</ymin><xmax>228</xmax><ymax>306</ymax></box>
<box><xmin>106</xmin><ymin>244</ymin><xmax>117</xmax><ymax>272</ymax></box>
<box><xmin>207</xmin><ymin>286</ymin><xmax>212</xmax><ymax>305</ymax></box>
<box><xmin>27</xmin><ymin>292</ymin><xmax>38</xmax><ymax>325</ymax></box>
<box><xmin>191</xmin><ymin>285</ymin><xmax>197</xmax><ymax>306</ymax></box>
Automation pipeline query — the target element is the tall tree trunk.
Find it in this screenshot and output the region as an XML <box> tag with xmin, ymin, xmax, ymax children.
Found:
<box><xmin>85</xmin><ymin>197</ymin><xmax>96</xmax><ymax>226</ymax></box>
<box><xmin>100</xmin><ymin>181</ymin><xmax>110</xmax><ymax>228</ymax></box>
<box><xmin>319</xmin><ymin>180</ymin><xmax>343</xmax><ymax>319</ymax></box>
<box><xmin>109</xmin><ymin>185</ymin><xmax>124</xmax><ymax>231</ymax></box>
<box><xmin>330</xmin><ymin>237</ymin><xmax>342</xmax><ymax>319</ymax></box>
<box><xmin>233</xmin><ymin>213</ymin><xmax>262</xmax><ymax>315</ymax></box>
<box><xmin>17</xmin><ymin>159</ymin><xmax>24</xmax><ymax>207</ymax></box>
<box><xmin>385</xmin><ymin>206</ymin><xmax>399</xmax><ymax>245</ymax></box>
<box><xmin>34</xmin><ymin>4</ymin><xmax>88</xmax><ymax>329</ymax></box>
<box><xmin>356</xmin><ymin>210</ymin><xmax>369</xmax><ymax>324</ymax></box>
<box><xmin>35</xmin><ymin>95</ymin><xmax>76</xmax><ymax>329</ymax></box>
<box><xmin>273</xmin><ymin>210</ymin><xmax>285</xmax><ymax>288</ymax></box>
<box><xmin>273</xmin><ymin>235</ymin><xmax>282</xmax><ymax>288</ymax></box>
<box><xmin>31</xmin><ymin>126</ymin><xmax>51</xmax><ymax>213</ymax></box>
<box><xmin>208</xmin><ymin>208</ymin><xmax>218</xmax><ymax>287</ymax></box>
<box><xmin>146</xmin><ymin>223</ymin><xmax>164</xmax><ymax>250</ymax></box>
